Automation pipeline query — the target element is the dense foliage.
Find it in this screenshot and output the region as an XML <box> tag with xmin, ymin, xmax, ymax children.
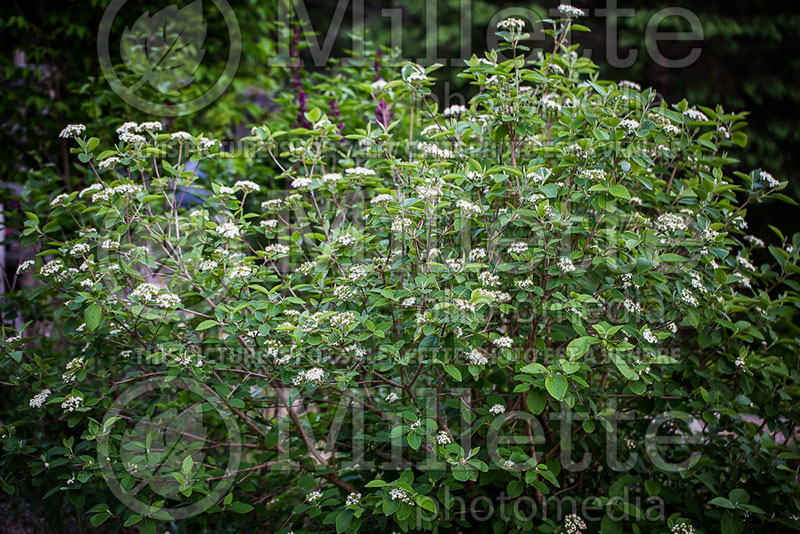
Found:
<box><xmin>2</xmin><ymin>6</ymin><xmax>800</xmax><ymax>534</ymax></box>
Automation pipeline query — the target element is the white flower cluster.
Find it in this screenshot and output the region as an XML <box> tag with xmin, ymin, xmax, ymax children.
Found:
<box><xmin>683</xmin><ymin>109</ymin><xmax>709</xmax><ymax>122</ymax></box>
<box><xmin>436</xmin><ymin>431</ymin><xmax>451</xmax><ymax>445</ymax></box>
<box><xmin>623</xmin><ymin>298</ymin><xmax>642</xmax><ymax>314</ymax></box>
<box><xmin>389</xmin><ymin>488</ymin><xmax>414</xmax><ymax>504</ymax></box>
<box><xmin>62</xmin><ymin>357</ymin><xmax>84</xmax><ymax>382</ymax></box>
<box><xmin>98</xmin><ymin>157</ymin><xmax>120</xmax><ymax>170</ymax></box>
<box><xmin>478</xmin><ymin>271</ymin><xmax>500</xmax><ymax>286</ymax></box>
<box><xmin>392</xmin><ymin>217</ymin><xmax>413</xmax><ymax>233</ymax></box>
<box><xmin>680</xmin><ymin>288</ymin><xmax>698</xmax><ymax>306</ymax></box>
<box><xmin>386</xmin><ymin>392</ymin><xmax>399</xmax><ymax>403</ymax></box>
<box><xmin>29</xmin><ymin>389</ymin><xmax>51</xmax><ymax>409</ymax></box>
<box><xmin>489</xmin><ymin>404</ymin><xmax>506</xmax><ymax>415</ymax></box>
<box><xmin>234</xmin><ymin>180</ymin><xmax>260</xmax><ymax>193</ymax></box>
<box><xmin>307</xmin><ymin>490</ymin><xmax>323</xmax><ymax>504</ymax></box>
<box><xmin>642</xmin><ymin>327</ymin><xmax>658</xmax><ymax>344</ymax></box>
<box><xmin>405</xmin><ymin>63</ymin><xmax>428</xmax><ymax>84</ymax></box>
<box><xmin>558</xmin><ymin>4</ymin><xmax>585</xmax><ymax>18</ymax></box>
<box><xmin>760</xmin><ymin>170</ymin><xmax>780</xmax><ymax>188</ymax></box>
<box><xmin>61</xmin><ymin>395</ymin><xmax>83</xmax><ymax>412</ymax></box>
<box><xmin>417</xmin><ymin>142</ymin><xmax>455</xmax><ymax>159</ymax></box>
<box><xmin>294</xmin><ymin>367</ymin><xmax>325</xmax><ymax>386</ymax></box>
<box><xmin>131</xmin><ymin>283</ymin><xmax>159</xmax><ymax>302</ymax></box>
<box><xmin>670</xmin><ymin>524</ymin><xmax>696</xmax><ymax>534</ymax></box>
<box><xmin>580</xmin><ymin>169</ymin><xmax>607</xmax><ymax>181</ymax></box>
<box><xmin>345</xmin><ymin>166</ymin><xmax>376</xmax><ymax>177</ymax></box>
<box><xmin>59</xmin><ymin>124</ymin><xmax>86</xmax><ymax>138</ymax></box>
<box><xmin>264</xmin><ymin>244</ymin><xmax>290</xmax><ymax>256</ymax></box>
<box><xmin>456</xmin><ymin>199</ymin><xmax>482</xmax><ymax>216</ymax></box>
<box><xmin>558</xmin><ymin>257</ymin><xmax>576</xmax><ymax>273</ymax></box>
<box><xmin>656</xmin><ymin>213</ymin><xmax>687</xmax><ymax>233</ymax></box>
<box><xmin>492</xmin><ymin>336</ymin><xmax>513</xmax><ymax>349</ymax></box>
<box><xmin>497</xmin><ymin>18</ymin><xmax>525</xmax><ymax>31</ymax></box>
<box><xmin>564</xmin><ymin>513</ymin><xmax>587</xmax><ymax>533</ymax></box>
<box><xmin>371</xmin><ymin>194</ymin><xmax>394</xmax><ymax>205</ymax></box>
<box><xmin>619</xmin><ymin>119</ymin><xmax>640</xmax><ymax>134</ymax></box>
<box><xmin>468</xmin><ymin>349</ymin><xmax>487</xmax><ymax>366</ymax></box>
<box><xmin>619</xmin><ymin>80</ymin><xmax>641</xmax><ymax>91</ymax></box>
<box><xmin>443</xmin><ymin>104</ymin><xmax>467</xmax><ymax>117</ymax></box>
<box><xmin>508</xmin><ymin>242</ymin><xmax>528</xmax><ymax>255</ymax></box>
<box><xmin>216</xmin><ymin>221</ymin><xmax>242</xmax><ymax>239</ymax></box>
<box><xmin>346</xmin><ymin>492</ymin><xmax>361</xmax><ymax>506</ymax></box>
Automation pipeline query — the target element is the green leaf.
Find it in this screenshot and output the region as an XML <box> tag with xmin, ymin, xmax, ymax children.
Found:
<box><xmin>336</xmin><ymin>509</ymin><xmax>354</xmax><ymax>533</ymax></box>
<box><xmin>443</xmin><ymin>365</ymin><xmax>462</xmax><ymax>382</ymax></box>
<box><xmin>229</xmin><ymin>501</ymin><xmax>254</xmax><ymax>513</ymax></box>
<box><xmin>709</xmin><ymin>497</ymin><xmax>735</xmax><ymax>509</ymax></box>
<box><xmin>364</xmin><ymin>479</ymin><xmax>386</xmax><ymax>487</ymax></box>
<box><xmin>526</xmin><ymin>390</ymin><xmax>546</xmax><ymax>414</ymax></box>
<box><xmin>566</xmin><ymin>336</ymin><xmax>597</xmax><ymax>360</ymax></box>
<box><xmin>84</xmin><ymin>303</ymin><xmax>101</xmax><ymax>332</ymax></box>
<box><xmin>196</xmin><ymin>319</ymin><xmax>219</xmax><ymax>331</ymax></box>
<box><xmin>545</xmin><ymin>375</ymin><xmax>568</xmax><ymax>400</ymax></box>
<box><xmin>609</xmin><ymin>185</ymin><xmax>630</xmax><ymax>200</ymax></box>
<box><xmin>721</xmin><ymin>513</ymin><xmax>743</xmax><ymax>534</ymax></box>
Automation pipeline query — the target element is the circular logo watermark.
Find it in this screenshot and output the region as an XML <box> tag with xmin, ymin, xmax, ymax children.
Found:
<box><xmin>97</xmin><ymin>376</ymin><xmax>242</xmax><ymax>520</ymax></box>
<box><xmin>97</xmin><ymin>0</ymin><xmax>241</xmax><ymax>116</ymax></box>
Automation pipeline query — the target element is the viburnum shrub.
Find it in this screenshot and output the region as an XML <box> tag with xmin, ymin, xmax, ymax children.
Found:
<box><xmin>3</xmin><ymin>7</ymin><xmax>800</xmax><ymax>534</ymax></box>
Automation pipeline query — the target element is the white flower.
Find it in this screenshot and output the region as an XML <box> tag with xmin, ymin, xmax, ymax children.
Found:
<box><xmin>619</xmin><ymin>80</ymin><xmax>641</xmax><ymax>91</ymax></box>
<box><xmin>234</xmin><ymin>180</ymin><xmax>260</xmax><ymax>193</ymax></box>
<box><xmin>264</xmin><ymin>244</ymin><xmax>290</xmax><ymax>256</ymax></box>
<box><xmin>228</xmin><ymin>263</ymin><xmax>252</xmax><ymax>279</ymax></box>
<box><xmin>445</xmin><ymin>258</ymin><xmax>463</xmax><ymax>271</ymax></box>
<box><xmin>558</xmin><ymin>257</ymin><xmax>576</xmax><ymax>273</ymax></box>
<box><xmin>642</xmin><ymin>327</ymin><xmax>658</xmax><ymax>344</ymax></box>
<box><xmin>59</xmin><ymin>124</ymin><xmax>86</xmax><ymax>138</ymax></box>
<box><xmin>401</xmin><ymin>297</ymin><xmax>416</xmax><ymax>307</ymax></box>
<box><xmin>468</xmin><ymin>349</ymin><xmax>487</xmax><ymax>366</ymax></box>
<box><xmin>736</xmin><ymin>255</ymin><xmax>756</xmax><ymax>271</ymax></box>
<box><xmin>759</xmin><ymin>170</ymin><xmax>780</xmax><ymax>188</ymax></box>
<box><xmin>497</xmin><ymin>18</ymin><xmax>525</xmax><ymax>31</ymax></box>
<box><xmin>493</xmin><ymin>336</ymin><xmax>513</xmax><ymax>349</ymax></box>
<box><xmin>139</xmin><ymin>121</ymin><xmax>162</xmax><ymax>131</ymax></box>
<box><xmin>564</xmin><ymin>513</ymin><xmax>587</xmax><ymax>533</ymax></box>
<box><xmin>443</xmin><ymin>104</ymin><xmax>467</xmax><ymax>117</ymax></box>
<box><xmin>154</xmin><ymin>293</ymin><xmax>181</xmax><ymax>309</ymax></box>
<box><xmin>307</xmin><ymin>490</ymin><xmax>323</xmax><ymax>504</ymax></box>
<box><xmin>623</xmin><ymin>298</ymin><xmax>642</xmax><ymax>314</ymax></box>
<box><xmin>292</xmin><ymin>177</ymin><xmax>312</xmax><ymax>188</ymax></box>
<box><xmin>405</xmin><ymin>63</ymin><xmax>428</xmax><ymax>85</ymax></box>
<box><xmin>619</xmin><ymin>119</ymin><xmax>640</xmax><ymax>134</ymax></box>
<box><xmin>171</xmin><ymin>131</ymin><xmax>192</xmax><ymax>142</ymax></box>
<box><xmin>346</xmin><ymin>492</ymin><xmax>362</xmax><ymax>506</ymax></box>
<box><xmin>683</xmin><ymin>109</ymin><xmax>708</xmax><ymax>122</ymax></box>
<box><xmin>489</xmin><ymin>404</ymin><xmax>506</xmax><ymax>415</ymax></box>
<box><xmin>508</xmin><ymin>242</ymin><xmax>528</xmax><ymax>255</ymax></box>
<box><xmin>503</xmin><ymin>460</ymin><xmax>515</xmax><ymax>469</ymax></box>
<box><xmin>656</xmin><ymin>213</ymin><xmax>687</xmax><ymax>233</ymax></box>
<box><xmin>197</xmin><ymin>136</ymin><xmax>217</xmax><ymax>150</ymax></box>
<box><xmin>336</xmin><ymin>234</ymin><xmax>356</xmax><ymax>247</ymax></box>
<box><xmin>199</xmin><ymin>259</ymin><xmax>218</xmax><ymax>272</ymax></box>
<box><xmin>680</xmin><ymin>288</ymin><xmax>698</xmax><ymax>306</ymax></box>
<box><xmin>386</xmin><ymin>392</ymin><xmax>399</xmax><ymax>403</ymax></box>
<box><xmin>436</xmin><ymin>431</ymin><xmax>451</xmax><ymax>445</ymax></box>
<box><xmin>389</xmin><ymin>488</ymin><xmax>414</xmax><ymax>504</ymax></box>
<box><xmin>670</xmin><ymin>524</ymin><xmax>696</xmax><ymax>534</ymax></box>
<box><xmin>345</xmin><ymin>167</ymin><xmax>376</xmax><ymax>177</ymax></box>
<box><xmin>50</xmin><ymin>193</ymin><xmax>70</xmax><ymax>207</ymax></box>
<box><xmin>322</xmin><ymin>173</ymin><xmax>342</xmax><ymax>183</ymax></box>
<box><xmin>119</xmin><ymin>132</ymin><xmax>146</xmax><ymax>145</ymax></box>
<box><xmin>216</xmin><ymin>221</ymin><xmax>242</xmax><ymax>239</ymax></box>
<box><xmin>371</xmin><ymin>194</ymin><xmax>394</xmax><ymax>205</ymax></box>
<box><xmin>98</xmin><ymin>157</ymin><xmax>120</xmax><ymax>170</ymax></box>
<box><xmin>16</xmin><ymin>260</ymin><xmax>35</xmax><ymax>275</ymax></box>
<box><xmin>298</xmin><ymin>261</ymin><xmax>317</xmax><ymax>276</ymax></box>
<box><xmin>478</xmin><ymin>271</ymin><xmax>500</xmax><ymax>287</ymax></box>
<box><xmin>61</xmin><ymin>395</ymin><xmax>83</xmax><ymax>412</ymax></box>
<box><xmin>29</xmin><ymin>389</ymin><xmax>51</xmax><ymax>409</ymax></box>
<box><xmin>456</xmin><ymin>199</ymin><xmax>482</xmax><ymax>216</ymax></box>
<box><xmin>558</xmin><ymin>4</ymin><xmax>585</xmax><ymax>18</ymax></box>
<box><xmin>100</xmin><ymin>239</ymin><xmax>119</xmax><ymax>250</ymax></box>
<box><xmin>70</xmin><ymin>243</ymin><xmax>90</xmax><ymax>256</ymax></box>
<box><xmin>117</xmin><ymin>122</ymin><xmax>139</xmax><ymax>135</ymax></box>
<box><xmin>371</xmin><ymin>79</ymin><xmax>387</xmax><ymax>92</ymax></box>
<box><xmin>40</xmin><ymin>259</ymin><xmax>64</xmax><ymax>277</ymax></box>
<box><xmin>391</xmin><ymin>217</ymin><xmax>413</xmax><ymax>233</ymax></box>
<box><xmin>131</xmin><ymin>282</ymin><xmax>159</xmax><ymax>302</ymax></box>
<box><xmin>417</xmin><ymin>142</ymin><xmax>455</xmax><ymax>159</ymax></box>
<box><xmin>580</xmin><ymin>169</ymin><xmax>606</xmax><ymax>181</ymax></box>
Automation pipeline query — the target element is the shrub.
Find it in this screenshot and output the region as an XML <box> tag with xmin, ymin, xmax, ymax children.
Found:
<box><xmin>3</xmin><ymin>9</ymin><xmax>799</xmax><ymax>534</ymax></box>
